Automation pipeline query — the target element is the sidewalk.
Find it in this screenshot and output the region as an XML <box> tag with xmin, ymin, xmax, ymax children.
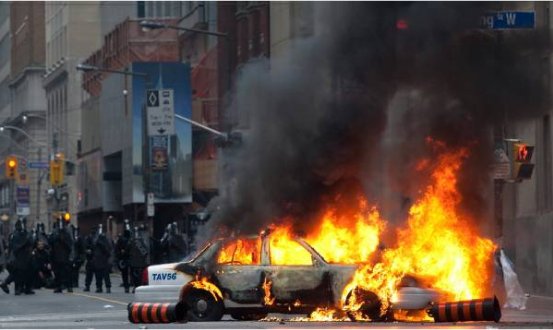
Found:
<box><xmin>501</xmin><ymin>294</ymin><xmax>553</xmax><ymax>323</ymax></box>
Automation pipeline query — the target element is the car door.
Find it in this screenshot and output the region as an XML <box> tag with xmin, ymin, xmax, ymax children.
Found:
<box><xmin>214</xmin><ymin>237</ymin><xmax>266</xmax><ymax>304</ymax></box>
<box><xmin>265</xmin><ymin>237</ymin><xmax>331</xmax><ymax>306</ymax></box>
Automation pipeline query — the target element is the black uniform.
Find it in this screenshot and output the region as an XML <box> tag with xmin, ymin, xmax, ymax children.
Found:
<box><xmin>0</xmin><ymin>229</ymin><xmax>6</xmax><ymax>273</ymax></box>
<box><xmin>49</xmin><ymin>220</ymin><xmax>75</xmax><ymax>293</ymax></box>
<box><xmin>31</xmin><ymin>223</ymin><xmax>51</xmax><ymax>289</ymax></box>
<box><xmin>115</xmin><ymin>229</ymin><xmax>131</xmax><ymax>293</ymax></box>
<box><xmin>160</xmin><ymin>223</ymin><xmax>187</xmax><ymax>263</ymax></box>
<box><xmin>32</xmin><ymin>241</ymin><xmax>53</xmax><ymax>289</ymax></box>
<box><xmin>71</xmin><ymin>226</ymin><xmax>85</xmax><ymax>288</ymax></box>
<box><xmin>128</xmin><ymin>227</ymin><xmax>150</xmax><ymax>292</ymax></box>
<box><xmin>83</xmin><ymin>228</ymin><xmax>96</xmax><ymax>291</ymax></box>
<box><xmin>9</xmin><ymin>220</ymin><xmax>34</xmax><ymax>295</ymax></box>
<box><xmin>0</xmin><ymin>230</ymin><xmax>9</xmax><ymax>294</ymax></box>
<box><xmin>91</xmin><ymin>227</ymin><xmax>113</xmax><ymax>293</ymax></box>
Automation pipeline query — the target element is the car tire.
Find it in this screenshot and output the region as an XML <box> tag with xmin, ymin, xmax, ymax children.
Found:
<box><xmin>230</xmin><ymin>312</ymin><xmax>268</xmax><ymax>321</ymax></box>
<box><xmin>344</xmin><ymin>287</ymin><xmax>383</xmax><ymax>322</ymax></box>
<box><xmin>184</xmin><ymin>288</ymin><xmax>224</xmax><ymax>321</ymax></box>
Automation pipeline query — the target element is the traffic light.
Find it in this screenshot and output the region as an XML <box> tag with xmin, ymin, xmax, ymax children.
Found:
<box><xmin>63</xmin><ymin>212</ymin><xmax>71</xmax><ymax>222</ymax></box>
<box><xmin>50</xmin><ymin>153</ymin><xmax>65</xmax><ymax>186</ymax></box>
<box><xmin>5</xmin><ymin>155</ymin><xmax>18</xmax><ymax>180</ymax></box>
<box><xmin>512</xmin><ymin>142</ymin><xmax>534</xmax><ymax>180</ymax></box>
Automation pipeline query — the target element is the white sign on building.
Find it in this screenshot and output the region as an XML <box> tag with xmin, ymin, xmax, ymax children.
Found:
<box><xmin>147</xmin><ymin>192</ymin><xmax>155</xmax><ymax>217</ymax></box>
<box><xmin>146</xmin><ymin>89</ymin><xmax>175</xmax><ymax>136</ymax></box>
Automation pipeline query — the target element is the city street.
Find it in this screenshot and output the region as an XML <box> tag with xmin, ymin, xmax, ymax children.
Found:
<box><xmin>0</xmin><ymin>273</ymin><xmax>552</xmax><ymax>329</ymax></box>
<box><xmin>1</xmin><ymin>2</ymin><xmax>553</xmax><ymax>330</ymax></box>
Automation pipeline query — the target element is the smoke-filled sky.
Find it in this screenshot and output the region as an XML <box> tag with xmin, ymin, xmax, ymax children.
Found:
<box><xmin>199</xmin><ymin>2</ymin><xmax>548</xmax><ymax>242</ymax></box>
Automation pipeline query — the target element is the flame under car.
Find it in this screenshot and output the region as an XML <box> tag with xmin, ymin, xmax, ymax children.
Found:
<box><xmin>133</xmin><ymin>232</ymin><xmax>439</xmax><ymax>322</ymax></box>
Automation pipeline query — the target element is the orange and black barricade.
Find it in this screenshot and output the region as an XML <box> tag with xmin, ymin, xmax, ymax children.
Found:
<box><xmin>429</xmin><ymin>296</ymin><xmax>501</xmax><ymax>323</ymax></box>
<box><xmin>128</xmin><ymin>302</ymin><xmax>186</xmax><ymax>323</ymax></box>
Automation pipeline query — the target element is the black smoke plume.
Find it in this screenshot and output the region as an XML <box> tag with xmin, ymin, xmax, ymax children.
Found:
<box><xmin>199</xmin><ymin>2</ymin><xmax>549</xmax><ymax>242</ymax></box>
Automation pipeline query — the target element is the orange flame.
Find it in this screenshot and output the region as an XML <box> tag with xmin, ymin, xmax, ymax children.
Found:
<box><xmin>190</xmin><ymin>276</ymin><xmax>223</xmax><ymax>301</ymax></box>
<box><xmin>217</xmin><ymin>238</ymin><xmax>261</xmax><ymax>265</ymax></box>
<box><xmin>263</xmin><ymin>277</ymin><xmax>275</xmax><ymax>306</ymax></box>
<box><xmin>260</xmin><ymin>142</ymin><xmax>495</xmax><ymax>322</ymax></box>
<box><xmin>215</xmin><ymin>140</ymin><xmax>496</xmax><ymax>322</ymax></box>
<box><xmin>307</xmin><ymin>203</ymin><xmax>385</xmax><ymax>264</ymax></box>
<box><xmin>340</xmin><ymin>145</ymin><xmax>496</xmax><ymax>319</ymax></box>
<box><xmin>269</xmin><ymin>226</ymin><xmax>312</xmax><ymax>265</ymax></box>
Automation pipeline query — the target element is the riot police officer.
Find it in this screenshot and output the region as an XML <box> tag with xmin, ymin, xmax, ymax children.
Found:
<box><xmin>115</xmin><ymin>220</ymin><xmax>132</xmax><ymax>293</ymax></box>
<box><xmin>30</xmin><ymin>223</ymin><xmax>51</xmax><ymax>289</ymax></box>
<box><xmin>0</xmin><ymin>231</ymin><xmax>13</xmax><ymax>294</ymax></box>
<box><xmin>71</xmin><ymin>225</ymin><xmax>85</xmax><ymax>288</ymax></box>
<box><xmin>0</xmin><ymin>223</ymin><xmax>7</xmax><ymax>289</ymax></box>
<box><xmin>160</xmin><ymin>222</ymin><xmax>187</xmax><ymax>263</ymax></box>
<box><xmin>32</xmin><ymin>238</ymin><xmax>53</xmax><ymax>289</ymax></box>
<box><xmin>83</xmin><ymin>226</ymin><xmax>97</xmax><ymax>291</ymax></box>
<box><xmin>49</xmin><ymin>217</ymin><xmax>75</xmax><ymax>293</ymax></box>
<box><xmin>91</xmin><ymin>224</ymin><xmax>113</xmax><ymax>293</ymax></box>
<box><xmin>128</xmin><ymin>225</ymin><xmax>150</xmax><ymax>293</ymax></box>
<box><xmin>9</xmin><ymin>219</ymin><xmax>34</xmax><ymax>295</ymax></box>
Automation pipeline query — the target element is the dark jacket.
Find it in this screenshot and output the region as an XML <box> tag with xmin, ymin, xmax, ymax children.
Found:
<box><xmin>161</xmin><ymin>233</ymin><xmax>187</xmax><ymax>263</ymax></box>
<box><xmin>91</xmin><ymin>234</ymin><xmax>113</xmax><ymax>270</ymax></box>
<box><xmin>49</xmin><ymin>228</ymin><xmax>74</xmax><ymax>264</ymax></box>
<box><xmin>32</xmin><ymin>247</ymin><xmax>51</xmax><ymax>274</ymax></box>
<box><xmin>128</xmin><ymin>235</ymin><xmax>150</xmax><ymax>268</ymax></box>
<box><xmin>10</xmin><ymin>230</ymin><xmax>33</xmax><ymax>270</ymax></box>
<box><xmin>73</xmin><ymin>236</ymin><xmax>86</xmax><ymax>266</ymax></box>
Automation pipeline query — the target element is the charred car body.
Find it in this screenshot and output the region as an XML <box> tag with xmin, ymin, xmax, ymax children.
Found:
<box><xmin>134</xmin><ymin>229</ymin><xmax>439</xmax><ymax>321</ymax></box>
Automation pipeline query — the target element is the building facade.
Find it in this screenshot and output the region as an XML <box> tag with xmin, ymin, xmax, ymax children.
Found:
<box><xmin>0</xmin><ymin>2</ymin><xmax>12</xmax><ymax>235</ymax></box>
<box><xmin>499</xmin><ymin>1</ymin><xmax>553</xmax><ymax>297</ymax></box>
<box><xmin>6</xmin><ymin>1</ymin><xmax>47</xmax><ymax>229</ymax></box>
<box><xmin>43</xmin><ymin>1</ymin><xmax>102</xmax><ymax>230</ymax></box>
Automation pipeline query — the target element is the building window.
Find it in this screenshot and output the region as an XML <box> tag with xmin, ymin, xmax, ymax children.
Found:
<box><xmin>137</xmin><ymin>1</ymin><xmax>145</xmax><ymax>18</ymax></box>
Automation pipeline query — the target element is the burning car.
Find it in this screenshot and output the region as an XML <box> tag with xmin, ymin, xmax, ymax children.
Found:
<box><xmin>133</xmin><ymin>228</ymin><xmax>440</xmax><ymax>322</ymax></box>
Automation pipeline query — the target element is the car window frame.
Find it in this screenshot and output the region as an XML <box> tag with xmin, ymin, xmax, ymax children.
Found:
<box><xmin>216</xmin><ymin>237</ymin><xmax>263</xmax><ymax>266</ymax></box>
<box><xmin>266</xmin><ymin>236</ymin><xmax>325</xmax><ymax>267</ymax></box>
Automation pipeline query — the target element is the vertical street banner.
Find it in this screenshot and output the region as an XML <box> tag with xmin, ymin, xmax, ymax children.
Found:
<box><xmin>16</xmin><ymin>157</ymin><xmax>28</xmax><ymax>185</ymax></box>
<box><xmin>16</xmin><ymin>186</ymin><xmax>30</xmax><ymax>216</ymax></box>
<box><xmin>151</xmin><ymin>136</ymin><xmax>168</xmax><ymax>171</ymax></box>
<box><xmin>147</xmin><ymin>192</ymin><xmax>155</xmax><ymax>217</ymax></box>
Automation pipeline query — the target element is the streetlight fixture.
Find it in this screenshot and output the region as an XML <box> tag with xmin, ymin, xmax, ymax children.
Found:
<box><xmin>0</xmin><ymin>125</ymin><xmax>47</xmax><ymax>147</ymax></box>
<box><xmin>76</xmin><ymin>63</ymin><xmax>148</xmax><ymax>77</ymax></box>
<box><xmin>139</xmin><ymin>20</ymin><xmax>228</xmax><ymax>38</ymax></box>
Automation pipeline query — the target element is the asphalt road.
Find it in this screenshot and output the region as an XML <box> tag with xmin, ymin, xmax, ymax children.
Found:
<box><xmin>1</xmin><ymin>272</ymin><xmax>552</xmax><ymax>329</ymax></box>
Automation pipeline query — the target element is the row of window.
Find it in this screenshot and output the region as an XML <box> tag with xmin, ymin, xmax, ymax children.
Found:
<box><xmin>217</xmin><ymin>237</ymin><xmax>314</xmax><ymax>266</ymax></box>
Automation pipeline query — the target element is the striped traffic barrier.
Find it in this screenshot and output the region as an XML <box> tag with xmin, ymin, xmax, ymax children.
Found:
<box><xmin>128</xmin><ymin>302</ymin><xmax>186</xmax><ymax>323</ymax></box>
<box><xmin>429</xmin><ymin>296</ymin><xmax>501</xmax><ymax>322</ymax></box>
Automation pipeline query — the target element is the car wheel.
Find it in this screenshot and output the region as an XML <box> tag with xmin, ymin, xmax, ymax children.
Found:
<box><xmin>184</xmin><ymin>288</ymin><xmax>224</xmax><ymax>321</ymax></box>
<box><xmin>230</xmin><ymin>312</ymin><xmax>268</xmax><ymax>321</ymax></box>
<box><xmin>344</xmin><ymin>287</ymin><xmax>383</xmax><ymax>322</ymax></box>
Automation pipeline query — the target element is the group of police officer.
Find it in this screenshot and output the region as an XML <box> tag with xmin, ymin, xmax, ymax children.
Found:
<box><xmin>0</xmin><ymin>217</ymin><xmax>189</xmax><ymax>296</ymax></box>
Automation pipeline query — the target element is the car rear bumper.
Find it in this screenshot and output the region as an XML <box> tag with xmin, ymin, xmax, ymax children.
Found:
<box><xmin>391</xmin><ymin>287</ymin><xmax>439</xmax><ymax>310</ymax></box>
